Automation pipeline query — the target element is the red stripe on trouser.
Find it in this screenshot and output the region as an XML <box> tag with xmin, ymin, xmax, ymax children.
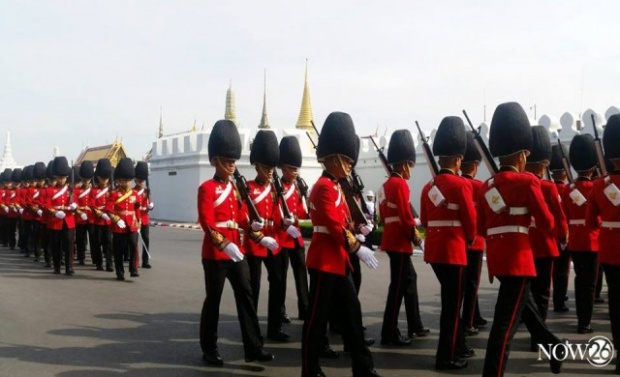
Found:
<box><xmin>391</xmin><ymin>255</ymin><xmax>405</xmax><ymax>334</ymax></box>
<box><xmin>497</xmin><ymin>279</ymin><xmax>526</xmax><ymax>377</ymax></box>
<box><xmin>451</xmin><ymin>267</ymin><xmax>464</xmax><ymax>360</ymax></box>
<box><xmin>303</xmin><ymin>273</ymin><xmax>322</xmax><ymax>372</ymax></box>
<box><xmin>468</xmin><ymin>253</ymin><xmax>482</xmax><ymax>328</ymax></box>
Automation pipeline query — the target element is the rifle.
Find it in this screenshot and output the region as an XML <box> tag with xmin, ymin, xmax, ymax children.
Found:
<box><xmin>233</xmin><ymin>168</ymin><xmax>263</xmax><ymax>223</ymax></box>
<box><xmin>462</xmin><ymin>110</ymin><xmax>499</xmax><ymax>174</ymax></box>
<box><xmin>591</xmin><ymin>114</ymin><xmax>608</xmax><ymax>177</ymax></box>
<box><xmin>557</xmin><ymin>139</ymin><xmax>574</xmax><ymax>184</ymax></box>
<box><xmin>415</xmin><ymin>121</ymin><xmax>439</xmax><ymax>177</ymax></box>
<box><xmin>273</xmin><ymin>169</ymin><xmax>292</xmax><ymax>220</ymax></box>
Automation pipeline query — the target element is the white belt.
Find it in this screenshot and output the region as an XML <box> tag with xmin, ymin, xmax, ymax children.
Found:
<box><xmin>601</xmin><ymin>221</ymin><xmax>620</xmax><ymax>229</ymax></box>
<box><xmin>508</xmin><ymin>207</ymin><xmax>529</xmax><ymax>215</ymax></box>
<box><xmin>569</xmin><ymin>219</ymin><xmax>586</xmax><ymax>226</ymax></box>
<box><xmin>313</xmin><ymin>226</ymin><xmax>329</xmax><ymax>234</ymax></box>
<box><xmin>428</xmin><ymin>220</ymin><xmax>462</xmax><ymax>227</ymax></box>
<box><xmin>487</xmin><ymin>225</ymin><xmax>529</xmax><ymax>236</ymax></box>
<box><xmin>215</xmin><ymin>221</ymin><xmax>238</xmax><ymax>229</ymax></box>
<box><xmin>384</xmin><ymin>216</ymin><xmax>400</xmax><ymax>224</ymax></box>
<box><xmin>446</xmin><ymin>203</ymin><xmax>460</xmax><ymax>210</ymax></box>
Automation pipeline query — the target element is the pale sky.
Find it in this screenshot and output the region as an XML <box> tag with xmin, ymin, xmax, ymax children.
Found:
<box><xmin>1</xmin><ymin>0</ymin><xmax>619</xmax><ymax>165</ymax></box>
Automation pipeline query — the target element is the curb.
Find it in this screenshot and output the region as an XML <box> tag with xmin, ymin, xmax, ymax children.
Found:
<box><xmin>151</xmin><ymin>222</ymin><xmax>202</xmax><ymax>230</ymax></box>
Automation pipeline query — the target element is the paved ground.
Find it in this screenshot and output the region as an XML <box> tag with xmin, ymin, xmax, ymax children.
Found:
<box><xmin>0</xmin><ymin>226</ymin><xmax>616</xmax><ymax>377</ymax></box>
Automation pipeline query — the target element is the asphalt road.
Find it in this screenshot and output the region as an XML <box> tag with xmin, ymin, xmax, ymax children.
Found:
<box><xmin>0</xmin><ymin>226</ymin><xmax>615</xmax><ymax>377</ymax></box>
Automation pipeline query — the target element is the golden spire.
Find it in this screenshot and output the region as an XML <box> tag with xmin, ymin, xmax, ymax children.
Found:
<box><xmin>191</xmin><ymin>119</ymin><xmax>197</xmax><ymax>132</ymax></box>
<box><xmin>295</xmin><ymin>59</ymin><xmax>314</xmax><ymax>132</ymax></box>
<box><xmin>258</xmin><ymin>69</ymin><xmax>270</xmax><ymax>129</ymax></box>
<box><xmin>225</xmin><ymin>80</ymin><xmax>237</xmax><ymax>126</ymax></box>
<box><xmin>158</xmin><ymin>106</ymin><xmax>164</xmax><ymax>138</ymax></box>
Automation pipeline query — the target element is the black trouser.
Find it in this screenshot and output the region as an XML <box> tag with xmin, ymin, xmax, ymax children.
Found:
<box><xmin>20</xmin><ymin>220</ymin><xmax>32</xmax><ymax>255</ymax></box>
<box><xmin>531</xmin><ymin>257</ymin><xmax>554</xmax><ymax>322</ymax></box>
<box><xmin>0</xmin><ymin>215</ymin><xmax>6</xmax><ymax>246</ymax></box>
<box><xmin>596</xmin><ymin>264</ymin><xmax>604</xmax><ymax>298</ymax></box>
<box><xmin>381</xmin><ymin>251</ymin><xmax>424</xmax><ymax>339</ymax></box>
<box><xmin>112</xmin><ymin>231</ymin><xmax>138</xmax><ymax>277</ymax></box>
<box><xmin>5</xmin><ymin>217</ymin><xmax>16</xmax><ymax>249</ymax></box>
<box><xmin>200</xmin><ymin>258</ymin><xmax>264</xmax><ymax>356</ymax></box>
<box><xmin>350</xmin><ymin>253</ymin><xmax>362</xmax><ymax>294</ymax></box>
<box><xmin>281</xmin><ymin>246</ymin><xmax>309</xmax><ymax>319</ymax></box>
<box><xmin>140</xmin><ymin>224</ymin><xmax>150</xmax><ymax>266</ymax></box>
<box><xmin>51</xmin><ymin>224</ymin><xmax>75</xmax><ymax>273</ymax></box>
<box><xmin>602</xmin><ymin>264</ymin><xmax>620</xmax><ymax>352</ymax></box>
<box><xmin>552</xmin><ymin>243</ymin><xmax>571</xmax><ymax>309</ymax></box>
<box><xmin>302</xmin><ymin>268</ymin><xmax>374</xmax><ymax>376</ymax></box>
<box><xmin>247</xmin><ymin>251</ymin><xmax>285</xmax><ymax>334</ymax></box>
<box><xmin>571</xmin><ymin>251</ymin><xmax>598</xmax><ymax>328</ymax></box>
<box><xmin>29</xmin><ymin>221</ymin><xmax>40</xmax><ymax>258</ymax></box>
<box><xmin>92</xmin><ymin>224</ymin><xmax>111</xmax><ymax>269</ymax></box>
<box><xmin>431</xmin><ymin>263</ymin><xmax>466</xmax><ymax>362</ymax></box>
<box><xmin>17</xmin><ymin>219</ymin><xmax>26</xmax><ymax>252</ymax></box>
<box><xmin>75</xmin><ymin>223</ymin><xmax>93</xmax><ymax>263</ymax></box>
<box><xmin>42</xmin><ymin>226</ymin><xmax>52</xmax><ymax>265</ymax></box>
<box><xmin>483</xmin><ymin>276</ymin><xmax>561</xmax><ymax>377</ymax></box>
<box><xmin>462</xmin><ymin>249</ymin><xmax>484</xmax><ymax>329</ymax></box>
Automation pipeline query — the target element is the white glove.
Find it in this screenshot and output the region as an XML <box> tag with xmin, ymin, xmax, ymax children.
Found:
<box><xmin>117</xmin><ymin>219</ymin><xmax>126</xmax><ymax>229</ymax></box>
<box><xmin>260</xmin><ymin>236</ymin><xmax>279</xmax><ymax>251</ymax></box>
<box><xmin>359</xmin><ymin>223</ymin><xmax>374</xmax><ymax>236</ymax></box>
<box><xmin>356</xmin><ymin>246</ymin><xmax>379</xmax><ymax>269</ymax></box>
<box><xmin>417</xmin><ymin>240</ymin><xmax>425</xmax><ymax>252</ymax></box>
<box><xmin>36</xmin><ymin>209</ymin><xmax>43</xmax><ymax>217</ymax></box>
<box><xmin>148</xmin><ymin>202</ymin><xmax>154</xmax><ymax>210</ymax></box>
<box><xmin>68</xmin><ymin>202</ymin><xmax>78</xmax><ymax>211</ymax></box>
<box><xmin>55</xmin><ymin>211</ymin><xmax>66</xmax><ymax>219</ymax></box>
<box><xmin>414</xmin><ymin>218</ymin><xmax>422</xmax><ymax>227</ymax></box>
<box><xmin>18</xmin><ymin>208</ymin><xmax>24</xmax><ymax>214</ymax></box>
<box><xmin>560</xmin><ymin>242</ymin><xmax>568</xmax><ymax>251</ymax></box>
<box><xmin>101</xmin><ymin>213</ymin><xmax>110</xmax><ymax>221</ymax></box>
<box><xmin>13</xmin><ymin>207</ymin><xmax>18</xmax><ymax>213</ymax></box>
<box><xmin>223</xmin><ymin>243</ymin><xmax>244</xmax><ymax>262</ymax></box>
<box><xmin>251</xmin><ymin>220</ymin><xmax>264</xmax><ymax>231</ymax></box>
<box><xmin>3</xmin><ymin>207</ymin><xmax>8</xmax><ymax>213</ymax></box>
<box><xmin>283</xmin><ymin>216</ymin><xmax>295</xmax><ymax>226</ymax></box>
<box><xmin>355</xmin><ymin>234</ymin><xmax>366</xmax><ymax>243</ymax></box>
<box><xmin>286</xmin><ymin>225</ymin><xmax>301</xmax><ymax>239</ymax></box>
<box><xmin>80</xmin><ymin>213</ymin><xmax>88</xmax><ymax>221</ymax></box>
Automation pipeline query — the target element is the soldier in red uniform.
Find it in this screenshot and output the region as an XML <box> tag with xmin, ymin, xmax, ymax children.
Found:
<box><xmin>20</xmin><ymin>166</ymin><xmax>35</xmax><ymax>258</ymax></box>
<box><xmin>277</xmin><ymin>136</ymin><xmax>309</xmax><ymax>321</ymax></box>
<box><xmin>0</xmin><ymin>171</ymin><xmax>7</xmax><ymax>247</ymax></box>
<box><xmin>38</xmin><ymin>162</ymin><xmax>55</xmax><ymax>268</ymax></box>
<box><xmin>90</xmin><ymin>159</ymin><xmax>114</xmax><ymax>272</ymax></box>
<box><xmin>16</xmin><ymin>168</ymin><xmax>29</xmax><ymax>255</ymax></box>
<box><xmin>135</xmin><ymin>161</ymin><xmax>153</xmax><ymax>269</ymax></box>
<box><xmin>524</xmin><ymin>126</ymin><xmax>567</xmax><ymax>349</ymax></box>
<box><xmin>563</xmin><ymin>134</ymin><xmax>600</xmax><ymax>334</ymax></box>
<box><xmin>460</xmin><ymin>131</ymin><xmax>488</xmax><ymax>336</ymax></box>
<box><xmin>74</xmin><ymin>161</ymin><xmax>95</xmax><ymax>267</ymax></box>
<box><xmin>5</xmin><ymin>169</ymin><xmax>19</xmax><ymax>250</ymax></box>
<box><xmin>586</xmin><ymin>113</ymin><xmax>620</xmax><ymax>375</ymax></box>
<box><xmin>105</xmin><ymin>157</ymin><xmax>141</xmax><ymax>281</ymax></box>
<box><xmin>378</xmin><ymin>129</ymin><xmax>427</xmax><ymax>346</ymax></box>
<box><xmin>550</xmin><ymin>143</ymin><xmax>571</xmax><ymax>313</ymax></box>
<box><xmin>28</xmin><ymin>162</ymin><xmax>47</xmax><ymax>262</ymax></box>
<box><xmin>479</xmin><ymin>102</ymin><xmax>565</xmax><ymax>376</ymax></box>
<box><xmin>45</xmin><ymin>157</ymin><xmax>77</xmax><ymax>276</ymax></box>
<box><xmin>198</xmin><ymin>120</ymin><xmax>273</xmax><ymax>366</ymax></box>
<box><xmin>420</xmin><ymin>116</ymin><xmax>476</xmax><ymax>370</ymax></box>
<box><xmin>301</xmin><ymin>112</ymin><xmax>379</xmax><ymax>377</ymax></box>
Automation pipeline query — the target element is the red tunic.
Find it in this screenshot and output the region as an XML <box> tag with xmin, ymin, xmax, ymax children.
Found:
<box><xmin>45</xmin><ymin>185</ymin><xmax>76</xmax><ymax>230</ymax></box>
<box><xmin>90</xmin><ymin>186</ymin><xmax>112</xmax><ymax>226</ymax></box>
<box><xmin>6</xmin><ymin>188</ymin><xmax>18</xmax><ymax>219</ymax></box>
<box><xmin>135</xmin><ymin>187</ymin><xmax>151</xmax><ymax>226</ymax></box>
<box><xmin>106</xmin><ymin>188</ymin><xmax>141</xmax><ymax>233</ymax></box>
<box><xmin>379</xmin><ymin>175</ymin><xmax>417</xmax><ymax>254</ymax></box>
<box><xmin>242</xmin><ymin>180</ymin><xmax>282</xmax><ymax>257</ymax></box>
<box><xmin>529</xmin><ymin>178</ymin><xmax>564</xmax><ymax>258</ymax></box>
<box><xmin>586</xmin><ymin>173</ymin><xmax>620</xmax><ymax>265</ymax></box>
<box><xmin>462</xmin><ymin>175</ymin><xmax>486</xmax><ymax>251</ymax></box>
<box><xmin>197</xmin><ymin>178</ymin><xmax>248</xmax><ymax>260</ymax></box>
<box><xmin>420</xmin><ymin>171</ymin><xmax>477</xmax><ymax>266</ymax></box>
<box><xmin>74</xmin><ymin>185</ymin><xmax>93</xmax><ymax>225</ymax></box>
<box><xmin>478</xmin><ymin>170</ymin><xmax>554</xmax><ymax>277</ymax></box>
<box><xmin>276</xmin><ymin>180</ymin><xmax>306</xmax><ymax>249</ymax></box>
<box><xmin>562</xmin><ymin>178</ymin><xmax>599</xmax><ymax>251</ymax></box>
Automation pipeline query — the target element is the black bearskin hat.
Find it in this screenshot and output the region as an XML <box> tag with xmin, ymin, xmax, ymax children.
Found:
<box><xmin>316</xmin><ymin>112</ymin><xmax>359</xmax><ymax>163</ymax></box>
<box><xmin>569</xmin><ymin>134</ymin><xmax>597</xmax><ymax>172</ymax></box>
<box><xmin>33</xmin><ymin>162</ymin><xmax>46</xmax><ymax>180</ymax></box>
<box><xmin>114</xmin><ymin>157</ymin><xmax>135</xmax><ymax>180</ymax></box>
<box><xmin>1</xmin><ymin>169</ymin><xmax>11</xmax><ymax>183</ymax></box>
<box><xmin>208</xmin><ymin>120</ymin><xmax>242</xmax><ymax>161</ymax></box>
<box><xmin>22</xmin><ymin>165</ymin><xmax>33</xmax><ymax>181</ymax></box>
<box><xmin>45</xmin><ymin>161</ymin><xmax>54</xmax><ymax>179</ymax></box>
<box><xmin>527</xmin><ymin>126</ymin><xmax>552</xmax><ymax>164</ymax></box>
<box><xmin>279</xmin><ymin>136</ymin><xmax>302</xmax><ymax>168</ymax></box>
<box><xmin>604</xmin><ymin>114</ymin><xmax>620</xmax><ymax>160</ymax></box>
<box><xmin>489</xmin><ymin>102</ymin><xmax>533</xmax><ymax>157</ymax></box>
<box><xmin>72</xmin><ymin>165</ymin><xmax>80</xmax><ymax>181</ymax></box>
<box><xmin>432</xmin><ymin>116</ymin><xmax>467</xmax><ymax>157</ymax></box>
<box><xmin>95</xmin><ymin>158</ymin><xmax>113</xmax><ymax>178</ymax></box>
<box><xmin>135</xmin><ymin>161</ymin><xmax>149</xmax><ymax>181</ymax></box>
<box><xmin>250</xmin><ymin>130</ymin><xmax>279</xmax><ymax>167</ymax></box>
<box><xmin>11</xmin><ymin>168</ymin><xmax>22</xmax><ymax>183</ymax></box>
<box><xmin>463</xmin><ymin>131</ymin><xmax>482</xmax><ymax>164</ymax></box>
<box><xmin>387</xmin><ymin>129</ymin><xmax>416</xmax><ymax>164</ymax></box>
<box><xmin>52</xmin><ymin>156</ymin><xmax>71</xmax><ymax>177</ymax></box>
<box><xmin>79</xmin><ymin>161</ymin><xmax>95</xmax><ymax>179</ymax></box>
<box><xmin>549</xmin><ymin>143</ymin><xmax>568</xmax><ymax>172</ymax></box>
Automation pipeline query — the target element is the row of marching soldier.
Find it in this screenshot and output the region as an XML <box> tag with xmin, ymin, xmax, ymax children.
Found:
<box><xmin>0</xmin><ymin>156</ymin><xmax>153</xmax><ymax>281</ymax></box>
<box><xmin>196</xmin><ymin>102</ymin><xmax>620</xmax><ymax>377</ymax></box>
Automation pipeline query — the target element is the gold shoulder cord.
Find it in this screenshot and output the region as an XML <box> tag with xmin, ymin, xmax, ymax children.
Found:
<box><xmin>208</xmin><ymin>227</ymin><xmax>230</xmax><ymax>250</ymax></box>
<box><xmin>344</xmin><ymin>228</ymin><xmax>361</xmax><ymax>254</ymax></box>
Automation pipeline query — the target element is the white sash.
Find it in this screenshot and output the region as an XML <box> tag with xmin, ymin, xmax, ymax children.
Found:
<box><xmin>78</xmin><ymin>187</ymin><xmax>91</xmax><ymax>199</ymax></box>
<box><xmin>95</xmin><ymin>187</ymin><xmax>109</xmax><ymax>199</ymax></box>
<box><xmin>214</xmin><ymin>183</ymin><xmax>232</xmax><ymax>208</ymax></box>
<box><xmin>252</xmin><ymin>185</ymin><xmax>272</xmax><ymax>205</ymax></box>
<box><xmin>33</xmin><ymin>190</ymin><xmax>40</xmax><ymax>199</ymax></box>
<box><xmin>283</xmin><ymin>183</ymin><xmax>296</xmax><ymax>201</ymax></box>
<box><xmin>137</xmin><ymin>188</ymin><xmax>145</xmax><ymax>196</ymax></box>
<box><xmin>10</xmin><ymin>192</ymin><xmax>16</xmax><ymax>199</ymax></box>
<box><xmin>51</xmin><ymin>185</ymin><xmax>68</xmax><ymax>200</ymax></box>
<box><xmin>335</xmin><ymin>186</ymin><xmax>342</xmax><ymax>207</ymax></box>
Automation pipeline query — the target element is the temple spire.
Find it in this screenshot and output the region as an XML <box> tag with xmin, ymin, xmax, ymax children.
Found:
<box><xmin>258</xmin><ymin>69</ymin><xmax>270</xmax><ymax>129</ymax></box>
<box><xmin>225</xmin><ymin>80</ymin><xmax>237</xmax><ymax>126</ymax></box>
<box><xmin>158</xmin><ymin>106</ymin><xmax>164</xmax><ymax>138</ymax></box>
<box><xmin>0</xmin><ymin>131</ymin><xmax>19</xmax><ymax>170</ymax></box>
<box><xmin>295</xmin><ymin>59</ymin><xmax>314</xmax><ymax>132</ymax></box>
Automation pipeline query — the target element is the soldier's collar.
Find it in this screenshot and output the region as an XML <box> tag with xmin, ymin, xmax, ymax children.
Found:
<box><xmin>390</xmin><ymin>172</ymin><xmax>403</xmax><ymax>179</ymax></box>
<box><xmin>438</xmin><ymin>168</ymin><xmax>456</xmax><ymax>175</ymax></box>
<box><xmin>321</xmin><ymin>170</ymin><xmax>337</xmax><ymax>182</ymax></box>
<box><xmin>576</xmin><ymin>176</ymin><xmax>592</xmax><ymax>181</ymax></box>
<box><xmin>213</xmin><ymin>174</ymin><xmax>228</xmax><ymax>183</ymax></box>
<box><xmin>461</xmin><ymin>173</ymin><xmax>474</xmax><ymax>179</ymax></box>
<box><xmin>499</xmin><ymin>165</ymin><xmax>519</xmax><ymax>173</ymax></box>
<box><xmin>254</xmin><ymin>178</ymin><xmax>268</xmax><ymax>186</ymax></box>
